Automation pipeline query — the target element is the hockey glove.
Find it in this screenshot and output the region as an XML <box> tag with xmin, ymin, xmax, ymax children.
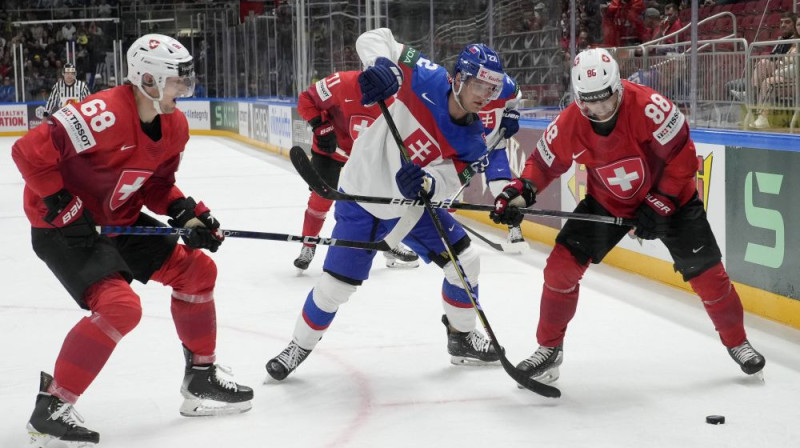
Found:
<box><xmin>43</xmin><ymin>189</ymin><xmax>99</xmax><ymax>248</ymax></box>
<box><xmin>395</xmin><ymin>162</ymin><xmax>435</xmax><ymax>200</ymax></box>
<box><xmin>489</xmin><ymin>178</ymin><xmax>537</xmax><ymax>226</ymax></box>
<box><xmin>309</xmin><ymin>116</ymin><xmax>338</xmax><ymax>154</ymax></box>
<box><xmin>359</xmin><ymin>57</ymin><xmax>403</xmax><ymax>106</ymax></box>
<box><xmin>167</xmin><ymin>197</ymin><xmax>224</xmax><ymax>252</ymax></box>
<box><xmin>499</xmin><ymin>109</ymin><xmax>520</xmax><ymax>139</ymax></box>
<box><xmin>634</xmin><ymin>191</ymin><xmax>678</xmax><ymax>240</ymax></box>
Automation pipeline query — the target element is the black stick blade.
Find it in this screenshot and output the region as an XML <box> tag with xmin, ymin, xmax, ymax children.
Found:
<box><xmin>290</xmin><ymin>146</ymin><xmax>337</xmax><ymax>199</ymax></box>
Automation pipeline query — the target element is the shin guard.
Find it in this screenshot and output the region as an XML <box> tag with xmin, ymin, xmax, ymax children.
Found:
<box><xmin>689</xmin><ymin>262</ymin><xmax>746</xmax><ymax>348</ymax></box>
<box><xmin>53</xmin><ymin>274</ymin><xmax>141</xmax><ymax>401</ymax></box>
<box><xmin>536</xmin><ymin>244</ymin><xmax>589</xmax><ymax>347</ymax></box>
<box><xmin>151</xmin><ymin>245</ymin><xmax>218</xmax><ymax>364</ymax></box>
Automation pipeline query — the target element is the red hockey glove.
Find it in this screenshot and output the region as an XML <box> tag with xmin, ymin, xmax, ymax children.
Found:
<box><xmin>309</xmin><ymin>116</ymin><xmax>338</xmax><ymax>154</ymax></box>
<box><xmin>634</xmin><ymin>191</ymin><xmax>678</xmax><ymax>240</ymax></box>
<box><xmin>167</xmin><ymin>197</ymin><xmax>224</xmax><ymax>252</ymax></box>
<box><xmin>489</xmin><ymin>179</ymin><xmax>537</xmax><ymax>226</ymax></box>
<box><xmin>43</xmin><ymin>189</ymin><xmax>99</xmax><ymax>248</ymax></box>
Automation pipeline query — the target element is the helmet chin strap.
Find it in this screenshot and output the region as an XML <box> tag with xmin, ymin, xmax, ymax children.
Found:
<box><xmin>451</xmin><ymin>76</ymin><xmax>469</xmax><ymax>113</ymax></box>
<box><xmin>137</xmin><ymin>82</ymin><xmax>164</xmax><ymax>115</ymax></box>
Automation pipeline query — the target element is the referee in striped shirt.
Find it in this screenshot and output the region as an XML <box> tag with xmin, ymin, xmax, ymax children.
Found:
<box><xmin>44</xmin><ymin>63</ymin><xmax>91</xmax><ymax>116</ymax></box>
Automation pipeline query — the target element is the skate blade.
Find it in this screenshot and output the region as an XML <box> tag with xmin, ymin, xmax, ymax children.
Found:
<box><xmin>752</xmin><ymin>370</ymin><xmax>765</xmax><ymax>383</ymax></box>
<box><xmin>385</xmin><ymin>259</ymin><xmax>420</xmax><ymax>269</ymax></box>
<box><xmin>516</xmin><ymin>367</ymin><xmax>560</xmax><ymax>388</ymax></box>
<box><xmin>450</xmin><ymin>355</ymin><xmax>500</xmax><ymax>366</ymax></box>
<box><xmin>179</xmin><ymin>398</ymin><xmax>252</xmax><ymax>417</ymax></box>
<box><xmin>27</xmin><ymin>428</ymin><xmax>96</xmax><ymax>448</ymax></box>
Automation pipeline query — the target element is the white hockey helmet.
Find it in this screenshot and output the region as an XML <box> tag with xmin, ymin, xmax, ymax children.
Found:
<box><xmin>127</xmin><ymin>34</ymin><xmax>195</xmax><ymax>102</ymax></box>
<box><xmin>571</xmin><ymin>48</ymin><xmax>623</xmax><ymax>121</ymax></box>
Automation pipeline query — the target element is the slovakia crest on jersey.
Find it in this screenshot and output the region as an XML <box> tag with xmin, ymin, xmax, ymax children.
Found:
<box><xmin>596</xmin><ymin>157</ymin><xmax>645</xmax><ymax>199</ymax></box>
<box><xmin>404</xmin><ymin>128</ymin><xmax>441</xmax><ymax>166</ymax></box>
<box><xmin>349</xmin><ymin>115</ymin><xmax>374</xmax><ymax>140</ymax></box>
<box><xmin>478</xmin><ymin>111</ymin><xmax>496</xmax><ymax>131</ymax></box>
<box><xmin>110</xmin><ymin>170</ymin><xmax>153</xmax><ymax>211</ymax></box>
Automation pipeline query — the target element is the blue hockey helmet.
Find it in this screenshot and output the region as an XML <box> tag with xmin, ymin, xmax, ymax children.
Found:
<box><xmin>453</xmin><ymin>43</ymin><xmax>504</xmax><ymax>100</ymax></box>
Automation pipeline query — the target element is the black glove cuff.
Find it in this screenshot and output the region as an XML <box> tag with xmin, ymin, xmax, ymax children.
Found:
<box><xmin>308</xmin><ymin>116</ymin><xmax>323</xmax><ymax>129</ymax></box>
<box><xmin>167</xmin><ymin>197</ymin><xmax>197</xmax><ymax>225</ymax></box>
<box><xmin>43</xmin><ymin>189</ymin><xmax>72</xmax><ymax>215</ymax></box>
<box><xmin>520</xmin><ymin>179</ymin><xmax>538</xmax><ymax>206</ymax></box>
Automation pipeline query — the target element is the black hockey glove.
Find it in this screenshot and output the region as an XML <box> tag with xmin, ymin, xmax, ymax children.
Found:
<box><xmin>43</xmin><ymin>189</ymin><xmax>99</xmax><ymax>248</ymax></box>
<box><xmin>309</xmin><ymin>116</ymin><xmax>338</xmax><ymax>154</ymax></box>
<box><xmin>634</xmin><ymin>191</ymin><xmax>678</xmax><ymax>240</ymax></box>
<box><xmin>167</xmin><ymin>197</ymin><xmax>224</xmax><ymax>252</ymax></box>
<box><xmin>489</xmin><ymin>179</ymin><xmax>537</xmax><ymax>226</ymax></box>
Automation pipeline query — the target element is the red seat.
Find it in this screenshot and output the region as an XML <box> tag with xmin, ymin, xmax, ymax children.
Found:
<box><xmin>738</xmin><ymin>15</ymin><xmax>755</xmax><ymax>30</ymax></box>
<box><xmin>731</xmin><ymin>3</ymin><xmax>747</xmax><ymax>15</ymax></box>
<box><xmin>765</xmin><ymin>11</ymin><xmax>782</xmax><ymax>28</ymax></box>
<box><xmin>748</xmin><ymin>0</ymin><xmax>769</xmax><ymax>15</ymax></box>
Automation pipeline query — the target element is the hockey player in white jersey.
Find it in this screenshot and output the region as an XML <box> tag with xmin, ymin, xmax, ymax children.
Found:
<box><xmin>267</xmin><ymin>29</ymin><xmax>508</xmax><ymax>380</ymax></box>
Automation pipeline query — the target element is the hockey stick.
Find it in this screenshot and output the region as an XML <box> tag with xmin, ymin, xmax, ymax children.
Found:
<box><xmin>377</xmin><ymin>100</ymin><xmax>560</xmax><ymax>398</ymax></box>
<box><xmin>289</xmin><ymin>146</ymin><xmax>635</xmax><ymax>227</ymax></box>
<box><xmin>459</xmin><ymin>220</ymin><xmax>506</xmax><ymax>252</ymax></box>
<box><xmin>97</xmin><ymin>226</ymin><xmax>391</xmax><ymax>251</ymax></box>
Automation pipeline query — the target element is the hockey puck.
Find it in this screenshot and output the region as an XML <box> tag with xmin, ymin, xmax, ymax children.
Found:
<box><xmin>706</xmin><ymin>415</ymin><xmax>725</xmax><ymax>425</ymax></box>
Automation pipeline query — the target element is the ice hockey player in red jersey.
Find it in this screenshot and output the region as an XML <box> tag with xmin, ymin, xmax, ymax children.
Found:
<box><xmin>490</xmin><ymin>48</ymin><xmax>765</xmax><ymax>386</ymax></box>
<box><xmin>294</xmin><ymin>70</ymin><xmax>420</xmax><ymax>270</ymax></box>
<box><xmin>12</xmin><ymin>34</ymin><xmax>252</xmax><ymax>447</ymax></box>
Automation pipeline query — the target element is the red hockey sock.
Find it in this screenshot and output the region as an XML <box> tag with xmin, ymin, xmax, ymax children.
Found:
<box><xmin>151</xmin><ymin>245</ymin><xmax>217</xmax><ymax>364</ymax></box>
<box><xmin>52</xmin><ymin>274</ymin><xmax>141</xmax><ymax>402</ymax></box>
<box><xmin>301</xmin><ymin>192</ymin><xmax>333</xmax><ymax>246</ymax></box>
<box><xmin>536</xmin><ymin>244</ymin><xmax>589</xmax><ymax>347</ymax></box>
<box><xmin>689</xmin><ymin>262</ymin><xmax>746</xmax><ymax>348</ymax></box>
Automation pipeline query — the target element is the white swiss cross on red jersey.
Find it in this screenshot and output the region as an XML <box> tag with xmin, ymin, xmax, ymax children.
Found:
<box><xmin>110</xmin><ymin>170</ymin><xmax>153</xmax><ymax>210</ymax></box>
<box><xmin>596</xmin><ymin>158</ymin><xmax>645</xmax><ymax>199</ymax></box>
<box><xmin>403</xmin><ymin>128</ymin><xmax>441</xmax><ymax>165</ymax></box>
<box><xmin>349</xmin><ymin>115</ymin><xmax>374</xmax><ymax>140</ymax></box>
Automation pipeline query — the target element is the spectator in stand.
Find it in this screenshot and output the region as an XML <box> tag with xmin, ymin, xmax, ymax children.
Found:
<box><xmin>61</xmin><ymin>22</ymin><xmax>76</xmax><ymax>42</ymax></box>
<box><xmin>0</xmin><ymin>76</ymin><xmax>15</xmax><ymax>102</ymax></box>
<box><xmin>642</xmin><ymin>7</ymin><xmax>662</xmax><ymax>43</ymax></box>
<box><xmin>577</xmin><ymin>29</ymin><xmax>592</xmax><ymax>51</ymax></box>
<box><xmin>601</xmin><ymin>0</ymin><xmax>645</xmax><ymax>47</ymax></box>
<box><xmin>729</xmin><ymin>13</ymin><xmax>798</xmax><ymax>102</ymax></box>
<box><xmin>749</xmin><ymin>15</ymin><xmax>800</xmax><ymax>129</ymax></box>
<box><xmin>98</xmin><ymin>0</ymin><xmax>113</xmax><ymax>17</ymax></box>
<box><xmin>652</xmin><ymin>3</ymin><xmax>683</xmax><ymax>45</ymax></box>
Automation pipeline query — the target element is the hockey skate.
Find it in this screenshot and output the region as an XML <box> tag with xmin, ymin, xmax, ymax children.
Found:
<box><xmin>442</xmin><ymin>315</ymin><xmax>501</xmax><ymax>365</ymax></box>
<box><xmin>27</xmin><ymin>372</ymin><xmax>99</xmax><ymax>448</ymax></box>
<box><xmin>294</xmin><ymin>245</ymin><xmax>316</xmax><ymax>270</ymax></box>
<box><xmin>384</xmin><ymin>243</ymin><xmax>420</xmax><ymax>268</ymax></box>
<box><xmin>504</xmin><ymin>225</ymin><xmax>529</xmax><ymax>253</ymax></box>
<box><xmin>727</xmin><ymin>339</ymin><xmax>766</xmax><ymax>379</ymax></box>
<box><xmin>516</xmin><ymin>345</ymin><xmax>563</xmax><ymax>385</ymax></box>
<box><xmin>507</xmin><ymin>225</ymin><xmax>524</xmax><ymax>243</ymax></box>
<box><xmin>266</xmin><ymin>340</ymin><xmax>312</xmax><ymax>381</ymax></box>
<box><xmin>180</xmin><ymin>346</ymin><xmax>253</xmax><ymax>417</ymax></box>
